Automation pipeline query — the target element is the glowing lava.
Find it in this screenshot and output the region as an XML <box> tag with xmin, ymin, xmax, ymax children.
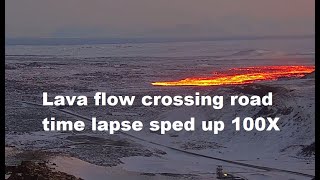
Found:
<box><xmin>152</xmin><ymin>65</ymin><xmax>314</xmax><ymax>86</ymax></box>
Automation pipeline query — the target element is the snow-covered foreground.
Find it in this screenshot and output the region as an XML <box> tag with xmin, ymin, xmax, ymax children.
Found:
<box><xmin>120</xmin><ymin>78</ymin><xmax>315</xmax><ymax>180</ymax></box>
<box><xmin>5</xmin><ymin>38</ymin><xmax>314</xmax><ymax>179</ymax></box>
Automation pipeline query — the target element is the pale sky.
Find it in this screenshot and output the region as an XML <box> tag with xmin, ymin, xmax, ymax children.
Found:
<box><xmin>5</xmin><ymin>0</ymin><xmax>315</xmax><ymax>38</ymax></box>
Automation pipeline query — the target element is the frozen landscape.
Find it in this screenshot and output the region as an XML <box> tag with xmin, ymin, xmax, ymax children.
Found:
<box><xmin>5</xmin><ymin>37</ymin><xmax>315</xmax><ymax>179</ymax></box>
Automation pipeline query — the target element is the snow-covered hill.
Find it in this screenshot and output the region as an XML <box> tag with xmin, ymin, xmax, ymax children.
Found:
<box><xmin>141</xmin><ymin>75</ymin><xmax>315</xmax><ymax>162</ymax></box>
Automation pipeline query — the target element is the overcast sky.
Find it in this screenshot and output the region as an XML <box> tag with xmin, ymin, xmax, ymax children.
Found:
<box><xmin>5</xmin><ymin>0</ymin><xmax>314</xmax><ymax>38</ymax></box>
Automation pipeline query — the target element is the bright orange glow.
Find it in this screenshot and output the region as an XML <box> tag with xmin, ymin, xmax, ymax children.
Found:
<box><xmin>152</xmin><ymin>65</ymin><xmax>315</xmax><ymax>86</ymax></box>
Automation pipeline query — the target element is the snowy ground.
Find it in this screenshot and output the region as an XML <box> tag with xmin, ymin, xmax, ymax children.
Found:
<box><xmin>5</xmin><ymin>38</ymin><xmax>315</xmax><ymax>179</ymax></box>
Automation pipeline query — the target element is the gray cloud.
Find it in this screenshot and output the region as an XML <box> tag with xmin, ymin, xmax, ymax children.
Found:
<box><xmin>5</xmin><ymin>0</ymin><xmax>315</xmax><ymax>38</ymax></box>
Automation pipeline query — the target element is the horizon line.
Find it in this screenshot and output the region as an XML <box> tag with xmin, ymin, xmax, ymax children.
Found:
<box><xmin>5</xmin><ymin>34</ymin><xmax>314</xmax><ymax>46</ymax></box>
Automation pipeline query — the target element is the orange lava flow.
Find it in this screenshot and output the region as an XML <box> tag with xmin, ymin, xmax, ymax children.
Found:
<box><xmin>151</xmin><ymin>65</ymin><xmax>315</xmax><ymax>86</ymax></box>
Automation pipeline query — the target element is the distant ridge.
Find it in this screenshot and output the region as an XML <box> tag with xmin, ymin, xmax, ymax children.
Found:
<box><xmin>5</xmin><ymin>35</ymin><xmax>314</xmax><ymax>46</ymax></box>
